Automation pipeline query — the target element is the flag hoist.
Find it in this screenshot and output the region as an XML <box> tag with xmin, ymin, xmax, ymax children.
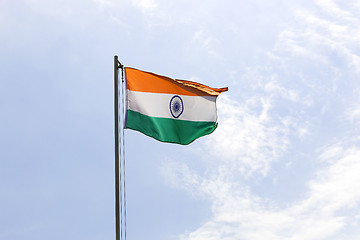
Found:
<box><xmin>114</xmin><ymin>55</ymin><xmax>228</xmax><ymax>239</ymax></box>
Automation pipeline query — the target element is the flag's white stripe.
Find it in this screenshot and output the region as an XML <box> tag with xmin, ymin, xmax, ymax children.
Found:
<box><xmin>127</xmin><ymin>90</ymin><xmax>217</xmax><ymax>122</ymax></box>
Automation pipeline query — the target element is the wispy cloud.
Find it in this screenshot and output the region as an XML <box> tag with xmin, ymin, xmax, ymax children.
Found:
<box><xmin>131</xmin><ymin>0</ymin><xmax>157</xmax><ymax>13</ymax></box>
<box><xmin>346</xmin><ymin>103</ymin><xmax>360</xmax><ymax>125</ymax></box>
<box><xmin>204</xmin><ymin>94</ymin><xmax>289</xmax><ymax>178</ymax></box>
<box><xmin>162</xmin><ymin>1</ymin><xmax>360</xmax><ymax>239</ymax></box>
<box><xmin>283</xmin><ymin>2</ymin><xmax>360</xmax><ymax>73</ymax></box>
<box><xmin>169</xmin><ymin>141</ymin><xmax>360</xmax><ymax>240</ymax></box>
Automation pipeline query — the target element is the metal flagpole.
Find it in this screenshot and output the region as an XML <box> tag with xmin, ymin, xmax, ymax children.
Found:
<box><xmin>114</xmin><ymin>55</ymin><xmax>120</xmax><ymax>240</ymax></box>
<box><xmin>115</xmin><ymin>55</ymin><xmax>126</xmax><ymax>240</ymax></box>
<box><xmin>114</xmin><ymin>55</ymin><xmax>121</xmax><ymax>240</ymax></box>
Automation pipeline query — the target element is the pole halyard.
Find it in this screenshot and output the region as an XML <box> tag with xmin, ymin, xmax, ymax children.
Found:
<box><xmin>120</xmin><ymin>62</ymin><xmax>127</xmax><ymax>240</ymax></box>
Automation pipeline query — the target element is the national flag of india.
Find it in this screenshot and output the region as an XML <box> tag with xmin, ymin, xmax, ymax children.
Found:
<box><xmin>125</xmin><ymin>68</ymin><xmax>228</xmax><ymax>145</ymax></box>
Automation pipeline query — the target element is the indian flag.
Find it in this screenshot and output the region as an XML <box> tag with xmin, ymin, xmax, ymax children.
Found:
<box><xmin>125</xmin><ymin>67</ymin><xmax>228</xmax><ymax>145</ymax></box>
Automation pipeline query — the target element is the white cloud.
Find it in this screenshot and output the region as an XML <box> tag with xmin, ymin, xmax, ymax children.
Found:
<box><xmin>161</xmin><ymin>159</ymin><xmax>201</xmax><ymax>196</ymax></box>
<box><xmin>315</xmin><ymin>0</ymin><xmax>355</xmax><ymax>21</ymax></box>
<box><xmin>160</xmin><ymin>1</ymin><xmax>360</xmax><ymax>240</ymax></box>
<box><xmin>192</xmin><ymin>31</ymin><xmax>223</xmax><ymax>59</ymax></box>
<box><xmin>131</xmin><ymin>0</ymin><xmax>157</xmax><ymax>13</ymax></box>
<box><xmin>282</xmin><ymin>3</ymin><xmax>360</xmax><ymax>73</ymax></box>
<box><xmin>170</xmin><ymin>142</ymin><xmax>360</xmax><ymax>240</ymax></box>
<box><xmin>93</xmin><ymin>0</ymin><xmax>115</xmax><ymax>7</ymax></box>
<box><xmin>304</xmin><ymin>148</ymin><xmax>360</xmax><ymax>213</ymax></box>
<box><xmin>346</xmin><ymin>104</ymin><xmax>360</xmax><ymax>125</ymax></box>
<box><xmin>204</xmin><ymin>94</ymin><xmax>289</xmax><ymax>178</ymax></box>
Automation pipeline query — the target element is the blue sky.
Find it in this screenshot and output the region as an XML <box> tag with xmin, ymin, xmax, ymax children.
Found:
<box><xmin>1</xmin><ymin>0</ymin><xmax>360</xmax><ymax>239</ymax></box>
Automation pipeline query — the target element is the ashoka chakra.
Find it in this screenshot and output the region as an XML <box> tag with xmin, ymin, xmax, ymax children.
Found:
<box><xmin>169</xmin><ymin>95</ymin><xmax>184</xmax><ymax>118</ymax></box>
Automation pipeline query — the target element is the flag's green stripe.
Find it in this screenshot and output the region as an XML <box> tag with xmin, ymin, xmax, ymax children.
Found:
<box><xmin>125</xmin><ymin>110</ymin><xmax>218</xmax><ymax>145</ymax></box>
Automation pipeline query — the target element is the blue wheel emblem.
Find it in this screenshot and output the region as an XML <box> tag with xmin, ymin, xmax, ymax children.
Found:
<box><xmin>170</xmin><ymin>95</ymin><xmax>184</xmax><ymax>118</ymax></box>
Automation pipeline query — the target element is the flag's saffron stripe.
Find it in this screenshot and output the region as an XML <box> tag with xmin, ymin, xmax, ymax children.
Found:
<box><xmin>125</xmin><ymin>67</ymin><xmax>228</xmax><ymax>96</ymax></box>
<box><xmin>127</xmin><ymin>90</ymin><xmax>217</xmax><ymax>121</ymax></box>
<box><xmin>125</xmin><ymin>110</ymin><xmax>218</xmax><ymax>145</ymax></box>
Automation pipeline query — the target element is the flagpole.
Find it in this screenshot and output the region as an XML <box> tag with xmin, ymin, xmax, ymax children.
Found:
<box><xmin>114</xmin><ymin>55</ymin><xmax>120</xmax><ymax>240</ymax></box>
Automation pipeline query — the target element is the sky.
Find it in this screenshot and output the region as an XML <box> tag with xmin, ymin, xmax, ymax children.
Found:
<box><xmin>1</xmin><ymin>0</ymin><xmax>360</xmax><ymax>239</ymax></box>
